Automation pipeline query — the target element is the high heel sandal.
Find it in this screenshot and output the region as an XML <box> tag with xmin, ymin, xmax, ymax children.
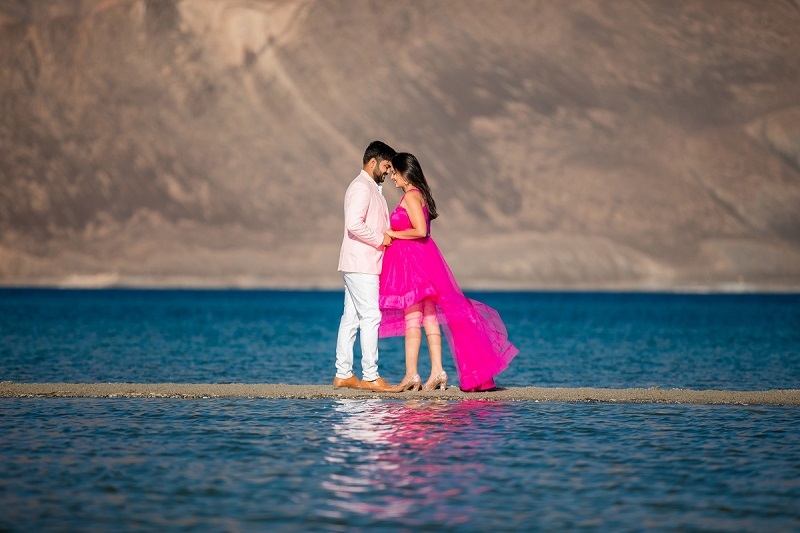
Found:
<box><xmin>422</xmin><ymin>371</ymin><xmax>448</xmax><ymax>391</ymax></box>
<box><xmin>388</xmin><ymin>374</ymin><xmax>421</xmax><ymax>393</ymax></box>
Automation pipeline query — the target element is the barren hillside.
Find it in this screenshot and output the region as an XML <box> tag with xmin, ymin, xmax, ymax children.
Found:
<box><xmin>1</xmin><ymin>0</ymin><xmax>799</xmax><ymax>289</ymax></box>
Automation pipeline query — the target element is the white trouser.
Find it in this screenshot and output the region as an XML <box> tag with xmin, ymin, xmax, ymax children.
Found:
<box><xmin>335</xmin><ymin>272</ymin><xmax>381</xmax><ymax>381</ymax></box>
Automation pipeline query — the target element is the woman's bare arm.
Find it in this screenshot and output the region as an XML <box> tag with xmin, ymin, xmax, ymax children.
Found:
<box><xmin>386</xmin><ymin>190</ymin><xmax>428</xmax><ymax>240</ymax></box>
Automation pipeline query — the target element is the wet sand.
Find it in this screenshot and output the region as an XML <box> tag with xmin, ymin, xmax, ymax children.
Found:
<box><xmin>1</xmin><ymin>382</ymin><xmax>798</xmax><ymax>404</ymax></box>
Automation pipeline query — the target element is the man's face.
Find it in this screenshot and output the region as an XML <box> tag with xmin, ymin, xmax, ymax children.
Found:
<box><xmin>371</xmin><ymin>158</ymin><xmax>393</xmax><ymax>184</ymax></box>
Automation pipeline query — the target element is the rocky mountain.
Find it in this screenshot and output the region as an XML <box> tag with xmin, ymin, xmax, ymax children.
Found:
<box><xmin>1</xmin><ymin>0</ymin><xmax>799</xmax><ymax>289</ymax></box>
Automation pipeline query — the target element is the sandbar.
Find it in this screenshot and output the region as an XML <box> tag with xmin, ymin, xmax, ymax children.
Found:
<box><xmin>1</xmin><ymin>382</ymin><xmax>798</xmax><ymax>404</ymax></box>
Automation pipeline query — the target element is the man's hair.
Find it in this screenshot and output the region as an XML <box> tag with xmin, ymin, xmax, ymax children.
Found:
<box><xmin>363</xmin><ymin>140</ymin><xmax>396</xmax><ymax>165</ymax></box>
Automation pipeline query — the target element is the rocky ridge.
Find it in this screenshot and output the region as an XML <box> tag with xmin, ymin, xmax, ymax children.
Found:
<box><xmin>1</xmin><ymin>0</ymin><xmax>799</xmax><ymax>289</ymax></box>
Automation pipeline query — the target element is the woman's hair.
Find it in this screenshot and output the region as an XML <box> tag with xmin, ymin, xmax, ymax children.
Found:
<box><xmin>391</xmin><ymin>152</ymin><xmax>438</xmax><ymax>220</ymax></box>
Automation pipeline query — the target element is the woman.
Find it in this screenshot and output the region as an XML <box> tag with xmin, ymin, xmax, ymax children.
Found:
<box><xmin>379</xmin><ymin>153</ymin><xmax>518</xmax><ymax>392</ymax></box>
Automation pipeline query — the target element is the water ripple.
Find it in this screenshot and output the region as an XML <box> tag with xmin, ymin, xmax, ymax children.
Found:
<box><xmin>1</xmin><ymin>397</ymin><xmax>799</xmax><ymax>531</ymax></box>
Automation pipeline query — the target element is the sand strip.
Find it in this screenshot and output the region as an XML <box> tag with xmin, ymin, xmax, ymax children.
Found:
<box><xmin>1</xmin><ymin>382</ymin><xmax>798</xmax><ymax>404</ymax></box>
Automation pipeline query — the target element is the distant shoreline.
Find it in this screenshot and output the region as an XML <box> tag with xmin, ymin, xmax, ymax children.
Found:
<box><xmin>1</xmin><ymin>283</ymin><xmax>799</xmax><ymax>294</ymax></box>
<box><xmin>2</xmin><ymin>383</ymin><xmax>799</xmax><ymax>405</ymax></box>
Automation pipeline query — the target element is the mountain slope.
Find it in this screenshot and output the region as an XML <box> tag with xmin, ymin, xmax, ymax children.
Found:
<box><xmin>1</xmin><ymin>0</ymin><xmax>799</xmax><ymax>289</ymax></box>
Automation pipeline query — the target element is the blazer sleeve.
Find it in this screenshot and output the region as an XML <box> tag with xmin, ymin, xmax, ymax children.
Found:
<box><xmin>344</xmin><ymin>182</ymin><xmax>384</xmax><ymax>248</ymax></box>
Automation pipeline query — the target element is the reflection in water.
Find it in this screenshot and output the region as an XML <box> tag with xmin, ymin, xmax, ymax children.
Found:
<box><xmin>319</xmin><ymin>399</ymin><xmax>510</xmax><ymax>525</ymax></box>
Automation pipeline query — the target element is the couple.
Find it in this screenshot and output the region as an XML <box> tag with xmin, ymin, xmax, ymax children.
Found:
<box><xmin>333</xmin><ymin>141</ymin><xmax>518</xmax><ymax>393</ymax></box>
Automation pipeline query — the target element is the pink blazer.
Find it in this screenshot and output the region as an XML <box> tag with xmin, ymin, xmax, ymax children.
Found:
<box><xmin>338</xmin><ymin>170</ymin><xmax>389</xmax><ymax>275</ymax></box>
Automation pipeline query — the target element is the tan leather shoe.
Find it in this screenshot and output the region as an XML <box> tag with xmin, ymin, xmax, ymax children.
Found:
<box><xmin>359</xmin><ymin>377</ymin><xmax>392</xmax><ymax>392</ymax></box>
<box><xmin>333</xmin><ymin>375</ymin><xmax>361</xmax><ymax>389</ymax></box>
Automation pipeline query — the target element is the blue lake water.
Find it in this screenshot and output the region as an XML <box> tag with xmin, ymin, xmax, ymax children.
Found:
<box><xmin>1</xmin><ymin>289</ymin><xmax>799</xmax><ymax>531</ymax></box>
<box><xmin>2</xmin><ymin>289</ymin><xmax>799</xmax><ymax>389</ymax></box>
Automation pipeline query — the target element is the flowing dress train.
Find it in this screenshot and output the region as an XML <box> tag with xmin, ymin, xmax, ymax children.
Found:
<box><xmin>378</xmin><ymin>192</ymin><xmax>518</xmax><ymax>391</ymax></box>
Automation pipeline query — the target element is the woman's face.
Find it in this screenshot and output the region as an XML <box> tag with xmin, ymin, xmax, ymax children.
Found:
<box><xmin>390</xmin><ymin>169</ymin><xmax>406</xmax><ymax>189</ymax></box>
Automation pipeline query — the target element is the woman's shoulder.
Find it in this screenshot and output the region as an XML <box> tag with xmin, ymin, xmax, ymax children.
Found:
<box><xmin>404</xmin><ymin>188</ymin><xmax>424</xmax><ymax>202</ymax></box>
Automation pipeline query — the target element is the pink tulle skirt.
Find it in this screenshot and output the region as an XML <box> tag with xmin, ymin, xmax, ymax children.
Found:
<box><xmin>379</xmin><ymin>236</ymin><xmax>518</xmax><ymax>391</ymax></box>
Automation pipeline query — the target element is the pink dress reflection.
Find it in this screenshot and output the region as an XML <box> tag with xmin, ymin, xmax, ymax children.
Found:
<box><xmin>378</xmin><ymin>195</ymin><xmax>519</xmax><ymax>391</ymax></box>
<box><xmin>323</xmin><ymin>399</ymin><xmax>503</xmax><ymax>521</ymax></box>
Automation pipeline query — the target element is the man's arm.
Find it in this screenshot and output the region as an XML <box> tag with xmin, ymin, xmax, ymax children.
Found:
<box><xmin>344</xmin><ymin>183</ymin><xmax>384</xmax><ymax>248</ymax></box>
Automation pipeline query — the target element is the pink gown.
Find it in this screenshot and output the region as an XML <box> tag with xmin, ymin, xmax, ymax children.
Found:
<box><xmin>379</xmin><ymin>192</ymin><xmax>519</xmax><ymax>391</ymax></box>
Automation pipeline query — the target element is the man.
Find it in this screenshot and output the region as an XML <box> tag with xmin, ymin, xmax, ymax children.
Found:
<box><xmin>334</xmin><ymin>140</ymin><xmax>396</xmax><ymax>391</ymax></box>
